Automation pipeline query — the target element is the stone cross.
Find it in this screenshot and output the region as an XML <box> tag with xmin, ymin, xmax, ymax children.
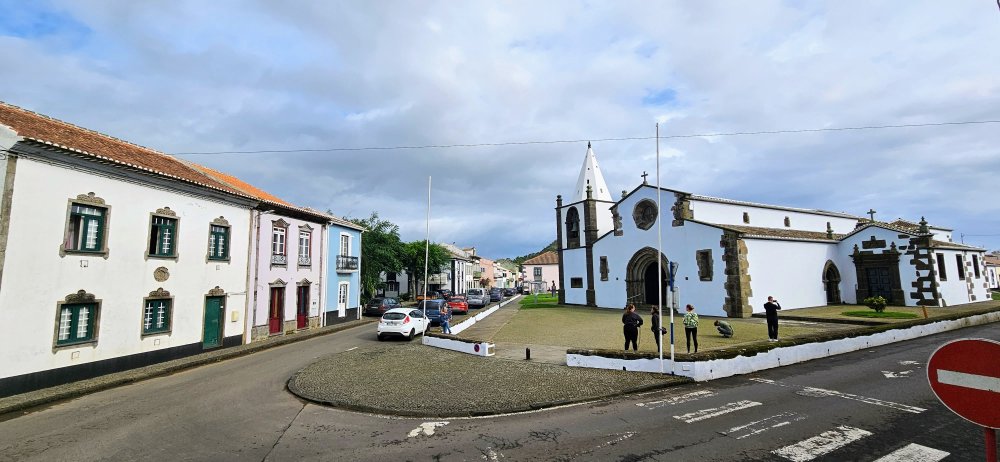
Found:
<box><xmin>867</xmin><ymin>209</ymin><xmax>877</xmax><ymax>221</ymax></box>
<box><xmin>641</xmin><ymin>171</ymin><xmax>649</xmax><ymax>184</ymax></box>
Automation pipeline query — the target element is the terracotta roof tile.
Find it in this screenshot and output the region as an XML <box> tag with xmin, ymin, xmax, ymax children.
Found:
<box><xmin>187</xmin><ymin>162</ymin><xmax>291</xmax><ymax>206</ymax></box>
<box><xmin>721</xmin><ymin>224</ymin><xmax>843</xmax><ymax>241</ymax></box>
<box><xmin>524</xmin><ymin>251</ymin><xmax>559</xmax><ymax>265</ymax></box>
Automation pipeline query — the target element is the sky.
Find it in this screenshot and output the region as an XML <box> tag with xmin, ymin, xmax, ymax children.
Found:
<box><xmin>1</xmin><ymin>1</ymin><xmax>999</xmax><ymax>259</ymax></box>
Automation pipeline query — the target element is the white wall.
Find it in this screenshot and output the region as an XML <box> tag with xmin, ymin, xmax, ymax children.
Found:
<box><xmin>559</xmin><ymin>203</ymin><xmax>583</xmax><ymax>249</ymax></box>
<box><xmin>562</xmin><ymin>247</ymin><xmax>588</xmax><ymax>305</ymax></box>
<box><xmin>744</xmin><ymin>239</ymin><xmax>842</xmax><ymax>312</ymax></box>
<box><xmin>0</xmin><ymin>159</ymin><xmax>250</xmax><ymax>379</ymax></box>
<box><xmin>932</xmin><ymin>249</ymin><xmax>988</xmax><ymax>306</ymax></box>
<box><xmin>690</xmin><ymin>198</ymin><xmax>858</xmax><ymax>234</ymax></box>
<box><xmin>596</xmin><ymin>201</ymin><xmax>615</xmax><ymax>240</ymax></box>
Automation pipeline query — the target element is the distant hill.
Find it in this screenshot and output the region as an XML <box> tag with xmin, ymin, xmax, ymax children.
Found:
<box><xmin>509</xmin><ymin>239</ymin><xmax>558</xmax><ymax>266</ymax></box>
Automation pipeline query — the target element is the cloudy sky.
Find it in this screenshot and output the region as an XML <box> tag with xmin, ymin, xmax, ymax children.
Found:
<box><xmin>2</xmin><ymin>1</ymin><xmax>999</xmax><ymax>258</ymax></box>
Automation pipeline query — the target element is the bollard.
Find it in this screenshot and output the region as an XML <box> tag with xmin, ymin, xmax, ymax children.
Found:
<box><xmin>525</xmin><ymin>348</ymin><xmax>531</xmax><ymax>360</ymax></box>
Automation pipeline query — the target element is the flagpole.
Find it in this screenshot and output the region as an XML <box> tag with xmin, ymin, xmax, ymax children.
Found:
<box><xmin>656</xmin><ymin>124</ymin><xmax>665</xmax><ymax>374</ymax></box>
<box><xmin>422</xmin><ymin>176</ymin><xmax>431</xmax><ymax>329</ymax></box>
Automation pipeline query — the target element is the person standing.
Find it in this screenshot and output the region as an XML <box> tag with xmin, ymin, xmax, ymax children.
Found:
<box><xmin>682</xmin><ymin>304</ymin><xmax>699</xmax><ymax>353</ymax></box>
<box><xmin>649</xmin><ymin>307</ymin><xmax>668</xmax><ymax>352</ymax></box>
<box><xmin>622</xmin><ymin>304</ymin><xmax>643</xmax><ymax>351</ymax></box>
<box><xmin>439</xmin><ymin>305</ymin><xmax>452</xmax><ymax>334</ymax></box>
<box><xmin>764</xmin><ymin>296</ymin><xmax>781</xmax><ymax>341</ymax></box>
<box><xmin>714</xmin><ymin>319</ymin><xmax>734</xmax><ymax>338</ymax></box>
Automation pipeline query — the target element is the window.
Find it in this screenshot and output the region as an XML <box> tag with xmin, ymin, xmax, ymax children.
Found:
<box><xmin>148</xmin><ymin>216</ymin><xmax>177</xmax><ymax>257</ymax></box>
<box><xmin>743</xmin><ymin>212</ymin><xmax>750</xmax><ymax>224</ymax></box>
<box><xmin>338</xmin><ymin>283</ymin><xmax>349</xmax><ymax>308</ymax></box>
<box><xmin>565</xmin><ymin>207</ymin><xmax>580</xmax><ymax>247</ymax></box>
<box><xmin>936</xmin><ymin>253</ymin><xmax>947</xmax><ymax>280</ymax></box>
<box><xmin>696</xmin><ymin>249</ymin><xmax>713</xmax><ymax>281</ymax></box>
<box><xmin>271</xmin><ymin>220</ymin><xmax>288</xmax><ymax>265</ymax></box>
<box><xmin>533</xmin><ymin>267</ymin><xmax>542</xmax><ymax>281</ymax></box>
<box><xmin>340</xmin><ymin>234</ymin><xmax>350</xmax><ymax>256</ymax></box>
<box><xmin>972</xmin><ymin>255</ymin><xmax>981</xmax><ymax>278</ymax></box>
<box><xmin>208</xmin><ymin>225</ymin><xmax>230</xmax><ymax>260</ymax></box>
<box><xmin>66</xmin><ymin>204</ymin><xmax>106</xmax><ymax>252</ymax></box>
<box><xmin>143</xmin><ymin>298</ymin><xmax>172</xmax><ymax>335</ymax></box>
<box><xmin>56</xmin><ymin>303</ymin><xmax>98</xmax><ymax>346</ymax></box>
<box><xmin>956</xmin><ymin>255</ymin><xmax>966</xmax><ymax>279</ymax></box>
<box><xmin>784</xmin><ymin>216</ymin><xmax>791</xmax><ymax>227</ymax></box>
<box><xmin>570</xmin><ymin>277</ymin><xmax>584</xmax><ymax>288</ymax></box>
<box><xmin>298</xmin><ymin>230</ymin><xmax>312</xmax><ymax>266</ymax></box>
<box><xmin>600</xmin><ymin>256</ymin><xmax>609</xmax><ymax>281</ymax></box>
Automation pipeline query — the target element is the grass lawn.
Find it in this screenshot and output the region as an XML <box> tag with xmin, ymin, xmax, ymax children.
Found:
<box><xmin>781</xmin><ymin>301</ymin><xmax>1000</xmax><ymax>323</ymax></box>
<box><xmin>842</xmin><ymin>310</ymin><xmax>918</xmax><ymax>319</ymax></box>
<box><xmin>993</xmin><ymin>291</ymin><xmax>1000</xmax><ymax>301</ymax></box>
<box><xmin>486</xmin><ymin>303</ymin><xmax>850</xmax><ymax>353</ymax></box>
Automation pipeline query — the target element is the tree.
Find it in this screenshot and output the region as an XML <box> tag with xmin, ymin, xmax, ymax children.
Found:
<box><xmin>401</xmin><ymin>240</ymin><xmax>451</xmax><ymax>296</ymax></box>
<box><xmin>346</xmin><ymin>212</ymin><xmax>404</xmax><ymax>303</ymax></box>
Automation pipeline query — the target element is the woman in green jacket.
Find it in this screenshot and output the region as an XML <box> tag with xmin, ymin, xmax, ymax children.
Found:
<box><xmin>682</xmin><ymin>304</ymin><xmax>699</xmax><ymax>353</ymax></box>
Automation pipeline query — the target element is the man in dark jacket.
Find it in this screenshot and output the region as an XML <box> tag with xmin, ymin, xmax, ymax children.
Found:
<box><xmin>764</xmin><ymin>296</ymin><xmax>781</xmax><ymax>341</ymax></box>
<box><xmin>622</xmin><ymin>304</ymin><xmax>643</xmax><ymax>351</ymax></box>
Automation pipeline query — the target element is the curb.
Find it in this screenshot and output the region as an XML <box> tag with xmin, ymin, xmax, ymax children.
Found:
<box><xmin>0</xmin><ymin>319</ymin><xmax>375</xmax><ymax>418</ymax></box>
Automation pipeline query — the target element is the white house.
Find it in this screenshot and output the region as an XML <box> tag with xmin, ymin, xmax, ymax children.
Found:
<box><xmin>557</xmin><ymin>143</ymin><xmax>988</xmax><ymax>317</ymax></box>
<box><xmin>523</xmin><ymin>251</ymin><xmax>560</xmax><ymax>292</ymax></box>
<box><xmin>0</xmin><ymin>102</ymin><xmax>254</xmax><ymax>396</ymax></box>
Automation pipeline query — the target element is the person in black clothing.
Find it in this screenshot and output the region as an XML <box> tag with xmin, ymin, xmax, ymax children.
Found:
<box><xmin>649</xmin><ymin>306</ymin><xmax>668</xmax><ymax>352</ymax></box>
<box><xmin>622</xmin><ymin>304</ymin><xmax>643</xmax><ymax>351</ymax></box>
<box><xmin>764</xmin><ymin>296</ymin><xmax>781</xmax><ymax>341</ymax></box>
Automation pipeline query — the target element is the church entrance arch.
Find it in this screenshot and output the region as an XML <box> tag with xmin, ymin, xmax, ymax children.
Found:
<box><xmin>822</xmin><ymin>260</ymin><xmax>842</xmax><ymax>304</ymax></box>
<box><xmin>625</xmin><ymin>247</ymin><xmax>669</xmax><ymax>307</ymax></box>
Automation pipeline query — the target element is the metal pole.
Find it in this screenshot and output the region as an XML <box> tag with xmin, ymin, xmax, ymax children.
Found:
<box><xmin>422</xmin><ymin>176</ymin><xmax>431</xmax><ymax>331</ymax></box>
<box><xmin>986</xmin><ymin>427</ymin><xmax>997</xmax><ymax>462</ymax></box>
<box><xmin>656</xmin><ymin>123</ymin><xmax>666</xmax><ymax>374</ymax></box>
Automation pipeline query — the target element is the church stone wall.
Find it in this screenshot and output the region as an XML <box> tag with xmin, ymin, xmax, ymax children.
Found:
<box><xmin>744</xmin><ymin>239</ymin><xmax>844</xmax><ymax>312</ymax></box>
<box><xmin>840</xmin><ymin>227</ymin><xmax>919</xmax><ymax>306</ymax></box>
<box><xmin>690</xmin><ymin>199</ymin><xmax>858</xmax><ymax>234</ymax></box>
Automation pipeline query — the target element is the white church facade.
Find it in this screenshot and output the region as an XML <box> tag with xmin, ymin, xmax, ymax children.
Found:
<box><xmin>557</xmin><ymin>145</ymin><xmax>989</xmax><ymax>317</ymax></box>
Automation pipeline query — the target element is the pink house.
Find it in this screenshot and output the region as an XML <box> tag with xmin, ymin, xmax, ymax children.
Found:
<box><xmin>523</xmin><ymin>251</ymin><xmax>560</xmax><ymax>292</ymax></box>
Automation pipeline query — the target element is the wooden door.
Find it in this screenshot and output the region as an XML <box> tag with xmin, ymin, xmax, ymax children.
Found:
<box><xmin>296</xmin><ymin>285</ymin><xmax>309</xmax><ymax>329</ymax></box>
<box><xmin>203</xmin><ymin>296</ymin><xmax>224</xmax><ymax>349</ymax></box>
<box><xmin>269</xmin><ymin>287</ymin><xmax>285</xmax><ymax>334</ymax></box>
<box><xmin>866</xmin><ymin>267</ymin><xmax>893</xmax><ymax>302</ymax></box>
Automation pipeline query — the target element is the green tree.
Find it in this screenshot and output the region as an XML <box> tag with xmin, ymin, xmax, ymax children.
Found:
<box><xmin>347</xmin><ymin>212</ymin><xmax>404</xmax><ymax>303</ymax></box>
<box><xmin>402</xmin><ymin>240</ymin><xmax>451</xmax><ymax>296</ymax></box>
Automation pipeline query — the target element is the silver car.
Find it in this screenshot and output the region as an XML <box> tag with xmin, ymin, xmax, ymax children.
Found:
<box><xmin>466</xmin><ymin>288</ymin><xmax>489</xmax><ymax>308</ymax></box>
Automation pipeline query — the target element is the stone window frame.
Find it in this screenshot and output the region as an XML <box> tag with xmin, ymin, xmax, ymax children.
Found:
<box><xmin>145</xmin><ymin>207</ymin><xmax>180</xmax><ymax>261</ymax></box>
<box><xmin>633</xmin><ymin>199</ymin><xmax>658</xmax><ymax>231</ymax></box>
<box><xmin>271</xmin><ymin>219</ymin><xmax>290</xmax><ymax>267</ymax></box>
<box><xmin>696</xmin><ymin>249</ymin><xmax>713</xmax><ymax>281</ymax></box>
<box><xmin>784</xmin><ymin>216</ymin><xmax>791</xmax><ymax>227</ymax></box>
<box><xmin>297</xmin><ymin>224</ymin><xmax>314</xmax><ymax>268</ymax></box>
<box><xmin>60</xmin><ymin>192</ymin><xmax>112</xmax><ymax>259</ymax></box>
<box><xmin>565</xmin><ymin>207</ymin><xmax>581</xmax><ymax>248</ymax></box>
<box><xmin>972</xmin><ymin>254</ymin><xmax>981</xmax><ymax>279</ymax></box>
<box><xmin>955</xmin><ymin>254</ymin><xmax>966</xmax><ymax>280</ymax></box>
<box><xmin>936</xmin><ymin>253</ymin><xmax>947</xmax><ymax>280</ymax></box>
<box><xmin>207</xmin><ymin>216</ymin><xmax>231</xmax><ymax>263</ymax></box>
<box><xmin>599</xmin><ymin>256</ymin><xmax>609</xmax><ymax>281</ymax></box>
<box><xmin>141</xmin><ymin>288</ymin><xmax>174</xmax><ymax>337</ymax></box>
<box><xmin>570</xmin><ymin>277</ymin><xmax>584</xmax><ymax>288</ymax></box>
<box><xmin>52</xmin><ymin>290</ymin><xmax>102</xmax><ymax>350</ymax></box>
<box><xmin>743</xmin><ymin>212</ymin><xmax>750</xmax><ymax>224</ymax></box>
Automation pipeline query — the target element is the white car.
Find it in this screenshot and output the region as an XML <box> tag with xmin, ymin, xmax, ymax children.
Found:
<box><xmin>377</xmin><ymin>308</ymin><xmax>429</xmax><ymax>341</ymax></box>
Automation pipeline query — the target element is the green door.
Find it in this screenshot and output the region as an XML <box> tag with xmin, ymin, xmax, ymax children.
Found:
<box><xmin>203</xmin><ymin>296</ymin><xmax>225</xmax><ymax>349</ymax></box>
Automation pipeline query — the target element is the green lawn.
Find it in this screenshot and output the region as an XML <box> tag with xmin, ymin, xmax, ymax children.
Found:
<box><xmin>782</xmin><ymin>301</ymin><xmax>1000</xmax><ymax>323</ymax></box>
<box><xmin>484</xmin><ymin>304</ymin><xmax>850</xmax><ymax>353</ymax></box>
<box><xmin>842</xmin><ymin>310</ymin><xmax>918</xmax><ymax>319</ymax></box>
<box><xmin>992</xmin><ymin>291</ymin><xmax>1000</xmax><ymax>301</ymax></box>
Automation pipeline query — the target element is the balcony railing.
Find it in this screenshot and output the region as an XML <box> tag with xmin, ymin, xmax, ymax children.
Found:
<box><xmin>271</xmin><ymin>254</ymin><xmax>287</xmax><ymax>265</ymax></box>
<box><xmin>336</xmin><ymin>255</ymin><xmax>359</xmax><ymax>272</ymax></box>
<box><xmin>298</xmin><ymin>256</ymin><xmax>312</xmax><ymax>266</ymax></box>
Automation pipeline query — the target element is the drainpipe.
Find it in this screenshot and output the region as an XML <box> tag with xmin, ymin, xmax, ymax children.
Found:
<box><xmin>358</xmin><ymin>229</ymin><xmax>364</xmax><ymax>320</ymax></box>
<box><xmin>319</xmin><ymin>222</ymin><xmax>327</xmax><ymax>327</ymax></box>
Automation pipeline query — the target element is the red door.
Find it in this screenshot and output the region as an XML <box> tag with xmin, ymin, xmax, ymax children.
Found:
<box><xmin>296</xmin><ymin>285</ymin><xmax>309</xmax><ymax>329</ymax></box>
<box><xmin>269</xmin><ymin>287</ymin><xmax>285</xmax><ymax>334</ymax></box>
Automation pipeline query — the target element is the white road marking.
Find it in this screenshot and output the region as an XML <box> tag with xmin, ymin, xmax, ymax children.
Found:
<box><xmin>636</xmin><ymin>390</ymin><xmax>715</xmax><ymax>408</ymax></box>
<box><xmin>407</xmin><ymin>421</ymin><xmax>448</xmax><ymax>438</ymax></box>
<box><xmin>873</xmin><ymin>443</ymin><xmax>950</xmax><ymax>462</ymax></box>
<box><xmin>481</xmin><ymin>447</ymin><xmax>502</xmax><ymax>461</ymax></box>
<box><xmin>772</xmin><ymin>425</ymin><xmax>872</xmax><ymax>462</ymax></box>
<box><xmin>345</xmin><ymin>347</ymin><xmax>358</xmax><ymax>351</ymax></box>
<box><xmin>937</xmin><ymin>369</ymin><xmax>1000</xmax><ymax>393</ymax></box>
<box><xmin>881</xmin><ymin>370</ymin><xmax>913</xmax><ymax>378</ymax></box>
<box><xmin>899</xmin><ymin>360</ymin><xmax>920</xmax><ymax>365</ymax></box>
<box><xmin>721</xmin><ymin>412</ymin><xmax>805</xmax><ymax>440</ymax></box>
<box><xmin>673</xmin><ymin>400</ymin><xmax>762</xmax><ymax>423</ymax></box>
<box><xmin>564</xmin><ymin>432</ymin><xmax>636</xmax><ymax>459</ymax></box>
<box><xmin>751</xmin><ymin>378</ymin><xmax>926</xmax><ymax>414</ymax></box>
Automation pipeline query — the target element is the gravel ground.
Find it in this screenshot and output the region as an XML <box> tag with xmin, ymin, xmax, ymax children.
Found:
<box><xmin>287</xmin><ymin>342</ymin><xmax>688</xmax><ymax>417</ymax></box>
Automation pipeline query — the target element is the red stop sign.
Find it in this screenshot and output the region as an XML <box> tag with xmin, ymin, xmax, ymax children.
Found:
<box><xmin>927</xmin><ymin>338</ymin><xmax>1000</xmax><ymax>429</ymax></box>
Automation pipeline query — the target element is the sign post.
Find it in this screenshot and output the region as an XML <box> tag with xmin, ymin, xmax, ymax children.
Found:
<box><xmin>927</xmin><ymin>338</ymin><xmax>1000</xmax><ymax>462</ymax></box>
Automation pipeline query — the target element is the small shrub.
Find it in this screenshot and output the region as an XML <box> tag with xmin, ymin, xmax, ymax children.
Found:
<box><xmin>399</xmin><ymin>292</ymin><xmax>411</xmax><ymax>302</ymax></box>
<box><xmin>863</xmin><ymin>296</ymin><xmax>887</xmax><ymax>313</ymax></box>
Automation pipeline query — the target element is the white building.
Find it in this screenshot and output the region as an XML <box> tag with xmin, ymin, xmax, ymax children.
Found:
<box><xmin>0</xmin><ymin>102</ymin><xmax>254</xmax><ymax>396</ymax></box>
<box><xmin>523</xmin><ymin>251</ymin><xmax>560</xmax><ymax>292</ymax></box>
<box><xmin>557</xmin><ymin>144</ymin><xmax>988</xmax><ymax>316</ymax></box>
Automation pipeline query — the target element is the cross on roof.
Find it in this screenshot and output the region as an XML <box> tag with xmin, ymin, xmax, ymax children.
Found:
<box><xmin>867</xmin><ymin>209</ymin><xmax>877</xmax><ymax>221</ymax></box>
<box><xmin>641</xmin><ymin>171</ymin><xmax>649</xmax><ymax>184</ymax></box>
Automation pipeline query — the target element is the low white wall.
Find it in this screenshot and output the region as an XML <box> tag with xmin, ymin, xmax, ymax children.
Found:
<box><xmin>449</xmin><ymin>295</ymin><xmax>518</xmax><ymax>335</ymax></box>
<box><xmin>422</xmin><ymin>336</ymin><xmax>494</xmax><ymax>356</ymax></box>
<box><xmin>567</xmin><ymin>311</ymin><xmax>1000</xmax><ymax>381</ymax></box>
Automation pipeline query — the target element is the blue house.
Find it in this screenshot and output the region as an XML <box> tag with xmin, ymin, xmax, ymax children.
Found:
<box><xmin>326</xmin><ymin>218</ymin><xmax>365</xmax><ymax>323</ymax></box>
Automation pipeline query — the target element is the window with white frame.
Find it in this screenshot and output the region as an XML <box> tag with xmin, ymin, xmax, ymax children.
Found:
<box><xmin>66</xmin><ymin>204</ymin><xmax>107</xmax><ymax>253</ymax></box>
<box><xmin>340</xmin><ymin>234</ymin><xmax>350</xmax><ymax>256</ymax></box>
<box><xmin>142</xmin><ymin>298</ymin><xmax>172</xmax><ymax>335</ymax></box>
<box><xmin>148</xmin><ymin>216</ymin><xmax>177</xmax><ymax>257</ymax></box>
<box><xmin>271</xmin><ymin>221</ymin><xmax>288</xmax><ymax>265</ymax></box>
<box><xmin>56</xmin><ymin>303</ymin><xmax>98</xmax><ymax>346</ymax></box>
<box><xmin>208</xmin><ymin>225</ymin><xmax>230</xmax><ymax>260</ymax></box>
<box><xmin>338</xmin><ymin>283</ymin><xmax>349</xmax><ymax>308</ymax></box>
<box><xmin>533</xmin><ymin>267</ymin><xmax>543</xmax><ymax>281</ymax></box>
<box><xmin>298</xmin><ymin>230</ymin><xmax>311</xmax><ymax>266</ymax></box>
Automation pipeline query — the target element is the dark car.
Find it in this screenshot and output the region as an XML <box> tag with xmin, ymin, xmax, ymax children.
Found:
<box><xmin>416</xmin><ymin>299</ymin><xmax>448</xmax><ymax>326</ymax></box>
<box><xmin>437</xmin><ymin>289</ymin><xmax>453</xmax><ymax>298</ymax></box>
<box><xmin>489</xmin><ymin>288</ymin><xmax>503</xmax><ymax>302</ymax></box>
<box><xmin>502</xmin><ymin>288</ymin><xmax>516</xmax><ymax>297</ymax></box>
<box><xmin>363</xmin><ymin>297</ymin><xmax>401</xmax><ymax>317</ymax></box>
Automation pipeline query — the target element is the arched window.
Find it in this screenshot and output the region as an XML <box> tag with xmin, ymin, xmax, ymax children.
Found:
<box><xmin>566</xmin><ymin>207</ymin><xmax>580</xmax><ymax>248</ymax></box>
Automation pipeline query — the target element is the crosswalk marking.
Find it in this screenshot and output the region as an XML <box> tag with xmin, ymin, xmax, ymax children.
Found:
<box><xmin>772</xmin><ymin>425</ymin><xmax>872</xmax><ymax>462</ymax></box>
<box><xmin>720</xmin><ymin>411</ymin><xmax>805</xmax><ymax>440</ymax></box>
<box><xmin>636</xmin><ymin>390</ymin><xmax>715</xmax><ymax>409</ymax></box>
<box><xmin>873</xmin><ymin>443</ymin><xmax>950</xmax><ymax>462</ymax></box>
<box><xmin>796</xmin><ymin>387</ymin><xmax>926</xmax><ymax>414</ymax></box>
<box><xmin>673</xmin><ymin>400</ymin><xmax>761</xmax><ymax>423</ymax></box>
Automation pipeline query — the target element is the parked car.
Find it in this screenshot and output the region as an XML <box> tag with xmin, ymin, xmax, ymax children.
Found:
<box><xmin>521</xmin><ymin>286</ymin><xmax>531</xmax><ymax>295</ymax></box>
<box><xmin>502</xmin><ymin>288</ymin><xmax>516</xmax><ymax>297</ymax></box>
<box><xmin>363</xmin><ymin>297</ymin><xmax>401</xmax><ymax>317</ymax></box>
<box><xmin>437</xmin><ymin>289</ymin><xmax>453</xmax><ymax>298</ymax></box>
<box><xmin>489</xmin><ymin>288</ymin><xmax>503</xmax><ymax>302</ymax></box>
<box><xmin>466</xmin><ymin>288</ymin><xmax>489</xmax><ymax>308</ymax></box>
<box><xmin>416</xmin><ymin>299</ymin><xmax>449</xmax><ymax>325</ymax></box>
<box><xmin>447</xmin><ymin>296</ymin><xmax>469</xmax><ymax>315</ymax></box>
<box><xmin>415</xmin><ymin>292</ymin><xmax>441</xmax><ymax>302</ymax></box>
<box><xmin>377</xmin><ymin>308</ymin><xmax>429</xmax><ymax>341</ymax></box>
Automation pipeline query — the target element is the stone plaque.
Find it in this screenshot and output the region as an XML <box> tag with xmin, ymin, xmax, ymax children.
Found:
<box><xmin>154</xmin><ymin>267</ymin><xmax>170</xmax><ymax>282</ymax></box>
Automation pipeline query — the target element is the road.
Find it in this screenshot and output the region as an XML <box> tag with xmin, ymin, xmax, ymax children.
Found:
<box><xmin>0</xmin><ymin>321</ymin><xmax>996</xmax><ymax>461</ymax></box>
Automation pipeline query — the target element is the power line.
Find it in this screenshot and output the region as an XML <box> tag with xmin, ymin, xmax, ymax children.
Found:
<box><xmin>171</xmin><ymin>119</ymin><xmax>1000</xmax><ymax>156</ymax></box>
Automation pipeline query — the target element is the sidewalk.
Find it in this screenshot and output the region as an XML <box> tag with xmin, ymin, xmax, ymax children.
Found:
<box><xmin>457</xmin><ymin>298</ymin><xmax>569</xmax><ymax>365</ymax></box>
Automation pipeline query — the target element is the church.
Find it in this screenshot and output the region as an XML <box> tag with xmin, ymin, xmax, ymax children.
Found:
<box><xmin>556</xmin><ymin>144</ymin><xmax>989</xmax><ymax>317</ymax></box>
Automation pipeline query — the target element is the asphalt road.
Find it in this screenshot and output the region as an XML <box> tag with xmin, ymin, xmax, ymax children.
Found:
<box><xmin>0</xmin><ymin>320</ymin><xmax>996</xmax><ymax>461</ymax></box>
